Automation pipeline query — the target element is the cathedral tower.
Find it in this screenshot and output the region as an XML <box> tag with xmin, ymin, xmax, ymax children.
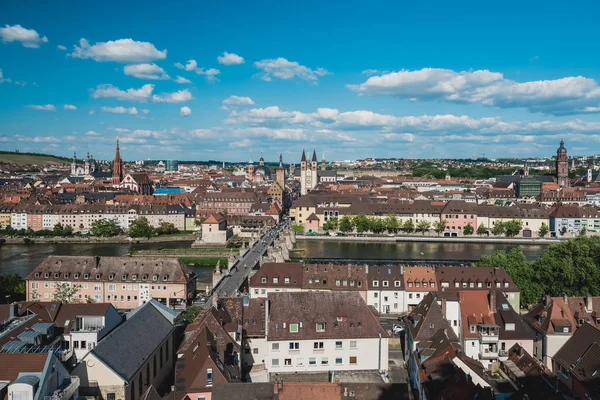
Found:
<box><xmin>112</xmin><ymin>138</ymin><xmax>124</xmax><ymax>185</ymax></box>
<box><xmin>556</xmin><ymin>140</ymin><xmax>569</xmax><ymax>188</ymax></box>
<box><xmin>300</xmin><ymin>150</ymin><xmax>308</xmax><ymax>195</ymax></box>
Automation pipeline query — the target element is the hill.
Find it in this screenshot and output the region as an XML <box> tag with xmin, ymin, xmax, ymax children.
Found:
<box><xmin>0</xmin><ymin>151</ymin><xmax>70</xmax><ymax>165</ymax></box>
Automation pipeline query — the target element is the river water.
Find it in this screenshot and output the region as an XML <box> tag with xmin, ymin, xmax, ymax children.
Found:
<box><xmin>293</xmin><ymin>239</ymin><xmax>548</xmax><ymax>263</ymax></box>
<box><xmin>0</xmin><ymin>239</ymin><xmax>549</xmax><ymax>280</ymax></box>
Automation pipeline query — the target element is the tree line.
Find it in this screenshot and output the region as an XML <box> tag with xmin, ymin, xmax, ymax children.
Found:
<box><xmin>476</xmin><ymin>236</ymin><xmax>600</xmax><ymax>306</ymax></box>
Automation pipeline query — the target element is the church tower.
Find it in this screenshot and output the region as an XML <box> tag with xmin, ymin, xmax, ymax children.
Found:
<box><xmin>311</xmin><ymin>150</ymin><xmax>318</xmax><ymax>190</ymax></box>
<box><xmin>276</xmin><ymin>153</ymin><xmax>285</xmax><ymax>192</ymax></box>
<box><xmin>71</xmin><ymin>152</ymin><xmax>77</xmax><ymax>176</ymax></box>
<box><xmin>321</xmin><ymin>153</ymin><xmax>326</xmax><ymax>171</ymax></box>
<box><xmin>84</xmin><ymin>152</ymin><xmax>90</xmax><ymax>175</ymax></box>
<box><xmin>588</xmin><ymin>163</ymin><xmax>594</xmax><ymax>183</ymax></box>
<box><xmin>112</xmin><ymin>138</ymin><xmax>124</xmax><ymax>185</ymax></box>
<box><xmin>247</xmin><ymin>157</ymin><xmax>255</xmax><ymax>183</ymax></box>
<box><xmin>556</xmin><ymin>140</ymin><xmax>569</xmax><ymax>188</ymax></box>
<box><xmin>300</xmin><ymin>150</ymin><xmax>308</xmax><ymax>195</ymax></box>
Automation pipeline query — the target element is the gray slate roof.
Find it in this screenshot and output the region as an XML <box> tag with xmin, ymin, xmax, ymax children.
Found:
<box><xmin>91</xmin><ymin>300</ymin><xmax>175</xmax><ymax>382</ymax></box>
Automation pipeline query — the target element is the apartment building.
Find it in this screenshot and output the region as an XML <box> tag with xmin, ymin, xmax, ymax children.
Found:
<box><xmin>367</xmin><ymin>265</ymin><xmax>404</xmax><ymax>315</ymax></box>
<box><xmin>26</xmin><ymin>256</ymin><xmax>197</xmax><ymax>309</ymax></box>
<box><xmin>403</xmin><ymin>266</ymin><xmax>436</xmax><ymax>311</ymax></box>
<box><xmin>550</xmin><ymin>204</ymin><xmax>600</xmax><ymax>236</ymax></box>
<box><xmin>263</xmin><ymin>292</ymin><xmax>388</xmax><ymax>376</ymax></box>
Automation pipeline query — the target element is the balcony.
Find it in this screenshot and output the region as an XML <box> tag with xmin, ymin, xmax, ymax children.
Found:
<box><xmin>479</xmin><ymin>332</ymin><xmax>499</xmax><ymax>343</ymax></box>
<box><xmin>44</xmin><ymin>376</ymin><xmax>80</xmax><ymax>400</ymax></box>
<box><xmin>479</xmin><ymin>349</ymin><xmax>499</xmax><ymax>360</ymax></box>
<box><xmin>56</xmin><ymin>348</ymin><xmax>73</xmax><ymax>362</ymax></box>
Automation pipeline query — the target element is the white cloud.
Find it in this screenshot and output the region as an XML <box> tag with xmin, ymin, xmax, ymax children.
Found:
<box><xmin>196</xmin><ymin>67</ymin><xmax>220</xmax><ymax>82</ymax></box>
<box><xmin>217</xmin><ymin>52</ymin><xmax>245</xmax><ymax>65</ymax></box>
<box><xmin>381</xmin><ymin>133</ymin><xmax>415</xmax><ymax>142</ymax></box>
<box><xmin>348</xmin><ymin>67</ymin><xmax>600</xmax><ymax>115</ymax></box>
<box><xmin>0</xmin><ymin>24</ymin><xmax>48</xmax><ymax>48</ymax></box>
<box><xmin>91</xmin><ymin>84</ymin><xmax>154</xmax><ymax>102</ymax></box>
<box><xmin>114</xmin><ymin>128</ymin><xmax>130</xmax><ymax>133</ymax></box>
<box><xmin>69</xmin><ymin>38</ymin><xmax>167</xmax><ymax>63</ymax></box>
<box><xmin>63</xmin><ymin>104</ymin><xmax>77</xmax><ymax>110</ymax></box>
<box><xmin>223</xmin><ymin>95</ymin><xmax>255</xmax><ymax>105</ymax></box>
<box><xmin>254</xmin><ymin>58</ymin><xmax>329</xmax><ymax>82</ymax></box>
<box><xmin>124</xmin><ymin>63</ymin><xmax>170</xmax><ymax>80</ymax></box>
<box><xmin>152</xmin><ymin>89</ymin><xmax>192</xmax><ymax>103</ymax></box>
<box><xmin>362</xmin><ymin>69</ymin><xmax>384</xmax><ymax>76</ymax></box>
<box><xmin>180</xmin><ymin>106</ymin><xmax>192</xmax><ymax>116</ymax></box>
<box><xmin>101</xmin><ymin>106</ymin><xmax>138</xmax><ymax>115</ymax></box>
<box><xmin>57</xmin><ymin>44</ymin><xmax>67</xmax><ymax>51</ymax></box>
<box><xmin>142</xmin><ymin>109</ymin><xmax>150</xmax><ymax>114</ymax></box>
<box><xmin>175</xmin><ymin>76</ymin><xmax>191</xmax><ymax>84</ymax></box>
<box><xmin>85</xmin><ymin>130</ymin><xmax>99</xmax><ymax>136</ymax></box>
<box><xmin>28</xmin><ymin>104</ymin><xmax>56</xmax><ymax>111</ymax></box>
<box><xmin>17</xmin><ymin>135</ymin><xmax>59</xmax><ymax>143</ymax></box>
<box><xmin>175</xmin><ymin>59</ymin><xmax>197</xmax><ymax>71</ymax></box>
<box><xmin>89</xmin><ymin>110</ymin><xmax>95</xmax><ymax>115</ymax></box>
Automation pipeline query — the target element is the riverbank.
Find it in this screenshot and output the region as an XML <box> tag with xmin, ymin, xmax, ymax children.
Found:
<box><xmin>0</xmin><ymin>234</ymin><xmax>197</xmax><ymax>244</ymax></box>
<box><xmin>297</xmin><ymin>235</ymin><xmax>560</xmax><ymax>245</ymax></box>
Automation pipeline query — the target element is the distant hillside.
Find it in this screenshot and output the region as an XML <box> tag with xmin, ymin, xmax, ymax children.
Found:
<box><xmin>0</xmin><ymin>151</ymin><xmax>71</xmax><ymax>165</ymax></box>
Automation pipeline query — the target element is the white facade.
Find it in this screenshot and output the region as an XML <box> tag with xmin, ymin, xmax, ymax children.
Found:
<box><xmin>367</xmin><ymin>286</ymin><xmax>405</xmax><ymax>315</ymax></box>
<box><xmin>11</xmin><ymin>212</ymin><xmax>27</xmax><ymax>229</ymax></box>
<box><xmin>266</xmin><ymin>337</ymin><xmax>388</xmax><ymax>374</ymax></box>
<box><xmin>250</xmin><ymin>286</ymin><xmax>302</xmax><ymax>299</ymax></box>
<box><xmin>405</xmin><ymin>291</ymin><xmax>429</xmax><ymax>311</ymax></box>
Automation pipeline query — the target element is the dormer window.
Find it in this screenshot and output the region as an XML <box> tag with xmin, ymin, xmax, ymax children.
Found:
<box><xmin>54</xmin><ymin>273</ymin><xmax>60</xmax><ymax>278</ymax></box>
<box><xmin>109</xmin><ymin>274</ymin><xmax>115</xmax><ymax>280</ymax></box>
<box><xmin>34</xmin><ymin>273</ymin><xmax>40</xmax><ymax>278</ymax></box>
<box><xmin>73</xmin><ymin>273</ymin><xmax>79</xmax><ymax>279</ymax></box>
<box><xmin>163</xmin><ymin>275</ymin><xmax>168</xmax><ymax>281</ymax></box>
<box><xmin>273</xmin><ymin>277</ymin><xmax>279</xmax><ymax>284</ymax></box>
<box><xmin>394</xmin><ymin>280</ymin><xmax>401</xmax><ymax>287</ymax></box>
<box><xmin>132</xmin><ymin>274</ymin><xmax>137</xmax><ymax>281</ymax></box>
<box><xmin>45</xmin><ymin>273</ymin><xmax>49</xmax><ymax>278</ymax></box>
<box><xmin>382</xmin><ymin>280</ymin><xmax>389</xmax><ymax>287</ymax></box>
<box><xmin>261</xmin><ymin>277</ymin><xmax>267</xmax><ymax>284</ymax></box>
<box><xmin>84</xmin><ymin>274</ymin><xmax>89</xmax><ymax>279</ymax></box>
<box><xmin>142</xmin><ymin>275</ymin><xmax>148</xmax><ymax>281</ymax></box>
<box><xmin>96</xmin><ymin>274</ymin><xmax>101</xmax><ymax>280</ymax></box>
<box><xmin>122</xmin><ymin>274</ymin><xmax>127</xmax><ymax>280</ymax></box>
<box><xmin>316</xmin><ymin>322</ymin><xmax>326</xmax><ymax>332</ymax></box>
<box><xmin>372</xmin><ymin>280</ymin><xmax>379</xmax><ymax>287</ymax></box>
<box><xmin>284</xmin><ymin>277</ymin><xmax>290</xmax><ymax>284</ymax></box>
<box><xmin>455</xmin><ymin>282</ymin><xmax>460</xmax><ymax>288</ymax></box>
<box><xmin>153</xmin><ymin>275</ymin><xmax>158</xmax><ymax>281</ymax></box>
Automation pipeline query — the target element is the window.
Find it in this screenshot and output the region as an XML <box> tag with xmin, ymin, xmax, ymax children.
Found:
<box><xmin>207</xmin><ymin>368</ymin><xmax>213</xmax><ymax>385</ymax></box>
<box><xmin>382</xmin><ymin>280</ymin><xmax>389</xmax><ymax>287</ymax></box>
<box><xmin>430</xmin><ymin>282</ymin><xmax>435</xmax><ymax>288</ymax></box>
<box><xmin>273</xmin><ymin>277</ymin><xmax>279</xmax><ymax>284</ymax></box>
<box><xmin>284</xmin><ymin>358</ymin><xmax>292</xmax><ymax>366</ymax></box>
<box><xmin>31</xmin><ymin>282</ymin><xmax>39</xmax><ymax>289</ymax></box>
<box><xmin>289</xmin><ymin>342</ymin><xmax>300</xmax><ymax>350</ymax></box>
<box><xmin>309</xmin><ymin>357</ymin><xmax>317</xmax><ymax>365</ymax></box>
<box><xmin>107</xmin><ymin>394</ymin><xmax>116</xmax><ymax>400</ymax></box>
<box><xmin>313</xmin><ymin>342</ymin><xmax>324</xmax><ymax>349</ymax></box>
<box><xmin>94</xmin><ymin>284</ymin><xmax>101</xmax><ymax>291</ymax></box>
<box><xmin>321</xmin><ymin>357</ymin><xmax>328</xmax><ymax>365</ymax></box>
<box><xmin>470</xmin><ymin>325</ymin><xmax>476</xmax><ymax>333</ymax></box>
<box><xmin>81</xmin><ymin>340</ymin><xmax>87</xmax><ymax>349</ymax></box>
<box><xmin>372</xmin><ymin>280</ymin><xmax>379</xmax><ymax>287</ymax></box>
<box><xmin>394</xmin><ymin>280</ymin><xmax>401</xmax><ymax>287</ymax></box>
<box><xmin>408</xmin><ymin>282</ymin><xmax>413</xmax><ymax>288</ymax></box>
<box><xmin>504</xmin><ymin>282</ymin><xmax>509</xmax><ymax>288</ymax></box>
<box><xmin>455</xmin><ymin>282</ymin><xmax>460</xmax><ymax>288</ymax></box>
<box><xmin>335</xmin><ymin>358</ymin><xmax>343</xmax><ymax>365</ymax></box>
<box><xmin>423</xmin><ymin>282</ymin><xmax>427</xmax><ymax>288</ymax></box>
<box><xmin>350</xmin><ymin>341</ymin><xmax>357</xmax><ymax>349</ymax></box>
<box><xmin>272</xmin><ymin>358</ymin><xmax>280</xmax><ymax>367</ymax></box>
<box><xmin>253</xmin><ymin>348</ymin><xmax>259</xmax><ymax>354</ymax></box>
<box><xmin>349</xmin><ymin>356</ymin><xmax>358</xmax><ymax>365</ymax></box>
<box><xmin>335</xmin><ymin>341</ymin><xmax>343</xmax><ymax>349</ymax></box>
<box><xmin>284</xmin><ymin>277</ymin><xmax>290</xmax><ymax>284</ymax></box>
<box><xmin>108</xmin><ymin>284</ymin><xmax>116</xmax><ymax>292</ymax></box>
<box><xmin>272</xmin><ymin>343</ymin><xmax>280</xmax><ymax>351</ymax></box>
<box><xmin>316</xmin><ymin>322</ymin><xmax>326</xmax><ymax>332</ymax></box>
<box><xmin>297</xmin><ymin>358</ymin><xmax>304</xmax><ymax>366</ymax></box>
<box><xmin>477</xmin><ymin>282</ymin><xmax>482</xmax><ymax>288</ymax></box>
<box><xmin>408</xmin><ymin>294</ymin><xmax>413</xmax><ymax>299</ymax></box>
<box><xmin>289</xmin><ymin>323</ymin><xmax>299</xmax><ymax>333</ymax></box>
<box><xmin>374</xmin><ymin>293</ymin><xmax>378</xmax><ymax>298</ymax></box>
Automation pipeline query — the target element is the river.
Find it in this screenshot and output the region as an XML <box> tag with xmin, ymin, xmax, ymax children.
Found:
<box><xmin>0</xmin><ymin>239</ymin><xmax>549</xmax><ymax>281</ymax></box>
<box><xmin>293</xmin><ymin>239</ymin><xmax>548</xmax><ymax>263</ymax></box>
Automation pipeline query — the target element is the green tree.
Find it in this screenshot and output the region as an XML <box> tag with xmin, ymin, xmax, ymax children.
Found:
<box><xmin>156</xmin><ymin>222</ymin><xmax>179</xmax><ymax>235</ymax></box>
<box><xmin>292</xmin><ymin>224</ymin><xmax>304</xmax><ymax>234</ymax></box>
<box><xmin>53</xmin><ymin>223</ymin><xmax>65</xmax><ymax>235</ymax></box>
<box><xmin>385</xmin><ymin>215</ymin><xmax>399</xmax><ymax>233</ymax></box>
<box><xmin>433</xmin><ymin>219</ymin><xmax>447</xmax><ymax>235</ymax></box>
<box><xmin>339</xmin><ymin>215</ymin><xmax>354</xmax><ymax>233</ymax></box>
<box><xmin>0</xmin><ymin>274</ymin><xmax>26</xmax><ymax>296</ymax></box>
<box><xmin>416</xmin><ymin>220</ymin><xmax>431</xmax><ymax>235</ymax></box>
<box><xmin>353</xmin><ymin>214</ymin><xmax>370</xmax><ymax>233</ymax></box>
<box><xmin>90</xmin><ymin>219</ymin><xmax>121</xmax><ymax>237</ymax></box>
<box><xmin>504</xmin><ymin>219</ymin><xmax>524</xmax><ymax>237</ymax></box>
<box><xmin>491</xmin><ymin>221</ymin><xmax>506</xmax><ymax>236</ymax></box>
<box><xmin>128</xmin><ymin>217</ymin><xmax>155</xmax><ymax>239</ymax></box>
<box><xmin>580</xmin><ymin>226</ymin><xmax>587</xmax><ymax>236</ymax></box>
<box><xmin>402</xmin><ymin>219</ymin><xmax>415</xmax><ymax>233</ymax></box>
<box><xmin>370</xmin><ymin>218</ymin><xmax>386</xmax><ymax>234</ymax></box>
<box><xmin>477</xmin><ymin>223</ymin><xmax>488</xmax><ymax>236</ymax></box>
<box><xmin>53</xmin><ymin>282</ymin><xmax>79</xmax><ymax>303</ymax></box>
<box><xmin>538</xmin><ymin>223</ymin><xmax>549</xmax><ymax>238</ymax></box>
<box><xmin>463</xmin><ymin>223</ymin><xmax>474</xmax><ymax>235</ymax></box>
<box><xmin>560</xmin><ymin>226</ymin><xmax>567</xmax><ymax>236</ymax></box>
<box><xmin>182</xmin><ymin>305</ymin><xmax>202</xmax><ymax>322</ymax></box>
<box><xmin>327</xmin><ymin>217</ymin><xmax>339</xmax><ymax>232</ymax></box>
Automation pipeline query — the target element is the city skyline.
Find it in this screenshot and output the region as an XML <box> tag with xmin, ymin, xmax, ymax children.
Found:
<box><xmin>2</xmin><ymin>0</ymin><xmax>600</xmax><ymax>161</ymax></box>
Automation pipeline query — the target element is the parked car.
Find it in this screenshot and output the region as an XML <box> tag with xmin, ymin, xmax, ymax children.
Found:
<box><xmin>307</xmin><ymin>231</ymin><xmax>318</xmax><ymax>236</ymax></box>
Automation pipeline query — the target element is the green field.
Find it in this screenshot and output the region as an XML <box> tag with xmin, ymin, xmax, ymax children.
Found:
<box><xmin>0</xmin><ymin>151</ymin><xmax>70</xmax><ymax>165</ymax></box>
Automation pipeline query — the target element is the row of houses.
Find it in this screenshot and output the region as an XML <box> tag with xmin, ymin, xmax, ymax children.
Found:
<box><xmin>291</xmin><ymin>195</ymin><xmax>600</xmax><ymax>236</ymax></box>
<box><xmin>248</xmin><ymin>262</ymin><xmax>521</xmax><ymax>313</ymax></box>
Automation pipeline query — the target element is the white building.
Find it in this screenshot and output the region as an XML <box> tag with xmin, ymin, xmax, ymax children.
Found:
<box><xmin>366</xmin><ymin>266</ymin><xmax>405</xmax><ymax>315</ymax></box>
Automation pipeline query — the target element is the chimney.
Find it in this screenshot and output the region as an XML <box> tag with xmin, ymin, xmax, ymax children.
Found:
<box><xmin>563</xmin><ymin>294</ymin><xmax>568</xmax><ymax>305</ymax></box>
<box><xmin>489</xmin><ymin>290</ymin><xmax>496</xmax><ymax>312</ymax></box>
<box><xmin>544</xmin><ymin>295</ymin><xmax>551</xmax><ymax>306</ymax></box>
<box><xmin>441</xmin><ymin>298</ymin><xmax>447</xmax><ymax>316</ymax></box>
<box><xmin>586</xmin><ymin>296</ymin><xmax>593</xmax><ymax>312</ymax></box>
<box><xmin>265</xmin><ymin>298</ymin><xmax>270</xmax><ymax>337</ymax></box>
<box><xmin>9</xmin><ymin>302</ymin><xmax>18</xmax><ymax>319</ymax></box>
<box><xmin>212</xmin><ymin>291</ymin><xmax>219</xmax><ymax>309</ymax></box>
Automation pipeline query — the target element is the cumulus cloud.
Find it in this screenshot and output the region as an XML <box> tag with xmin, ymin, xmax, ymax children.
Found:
<box><xmin>17</xmin><ymin>135</ymin><xmax>59</xmax><ymax>142</ymax></box>
<box><xmin>57</xmin><ymin>44</ymin><xmax>67</xmax><ymax>51</ymax></box>
<box><xmin>142</xmin><ymin>109</ymin><xmax>150</xmax><ymax>114</ymax></box>
<box><xmin>254</xmin><ymin>58</ymin><xmax>329</xmax><ymax>82</ymax></box>
<box><xmin>217</xmin><ymin>52</ymin><xmax>244</xmax><ymax>65</ymax></box>
<box><xmin>348</xmin><ymin>67</ymin><xmax>600</xmax><ymax>115</ymax></box>
<box><xmin>152</xmin><ymin>89</ymin><xmax>192</xmax><ymax>103</ymax></box>
<box><xmin>196</xmin><ymin>67</ymin><xmax>220</xmax><ymax>82</ymax></box>
<box><xmin>223</xmin><ymin>95</ymin><xmax>255</xmax><ymax>105</ymax></box>
<box><xmin>91</xmin><ymin>84</ymin><xmax>154</xmax><ymax>102</ymax></box>
<box><xmin>124</xmin><ymin>63</ymin><xmax>170</xmax><ymax>80</ymax></box>
<box><xmin>174</xmin><ymin>59</ymin><xmax>197</xmax><ymax>71</ymax></box>
<box><xmin>85</xmin><ymin>130</ymin><xmax>99</xmax><ymax>136</ymax></box>
<box><xmin>101</xmin><ymin>106</ymin><xmax>138</xmax><ymax>115</ymax></box>
<box><xmin>69</xmin><ymin>38</ymin><xmax>167</xmax><ymax>63</ymax></box>
<box><xmin>28</xmin><ymin>104</ymin><xmax>56</xmax><ymax>111</ymax></box>
<box><xmin>0</xmin><ymin>24</ymin><xmax>48</xmax><ymax>48</ymax></box>
<box><xmin>175</xmin><ymin>76</ymin><xmax>191</xmax><ymax>84</ymax></box>
<box><xmin>63</xmin><ymin>104</ymin><xmax>77</xmax><ymax>110</ymax></box>
<box><xmin>114</xmin><ymin>128</ymin><xmax>131</xmax><ymax>133</ymax></box>
<box><xmin>180</xmin><ymin>106</ymin><xmax>192</xmax><ymax>116</ymax></box>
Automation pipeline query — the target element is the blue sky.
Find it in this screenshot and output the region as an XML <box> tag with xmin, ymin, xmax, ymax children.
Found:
<box><xmin>1</xmin><ymin>0</ymin><xmax>600</xmax><ymax>162</ymax></box>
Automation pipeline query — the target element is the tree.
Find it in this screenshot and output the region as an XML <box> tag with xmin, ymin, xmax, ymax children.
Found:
<box><xmin>504</xmin><ymin>219</ymin><xmax>523</xmax><ymax>237</ymax></box>
<box><xmin>292</xmin><ymin>224</ymin><xmax>304</xmax><ymax>234</ymax></box>
<box><xmin>370</xmin><ymin>218</ymin><xmax>386</xmax><ymax>234</ymax></box>
<box><xmin>538</xmin><ymin>223</ymin><xmax>549</xmax><ymax>238</ymax></box>
<box><xmin>182</xmin><ymin>305</ymin><xmax>202</xmax><ymax>322</ymax></box>
<box><xmin>156</xmin><ymin>222</ymin><xmax>179</xmax><ymax>235</ymax></box>
<box><xmin>353</xmin><ymin>214</ymin><xmax>370</xmax><ymax>233</ymax></box>
<box><xmin>463</xmin><ymin>223</ymin><xmax>474</xmax><ymax>235</ymax></box>
<box><xmin>128</xmin><ymin>217</ymin><xmax>155</xmax><ymax>239</ymax></box>
<box><xmin>416</xmin><ymin>220</ymin><xmax>431</xmax><ymax>235</ymax></box>
<box><xmin>491</xmin><ymin>221</ymin><xmax>506</xmax><ymax>237</ymax></box>
<box><xmin>402</xmin><ymin>219</ymin><xmax>415</xmax><ymax>234</ymax></box>
<box><xmin>90</xmin><ymin>219</ymin><xmax>121</xmax><ymax>237</ymax></box>
<box><xmin>433</xmin><ymin>219</ymin><xmax>447</xmax><ymax>235</ymax></box>
<box><xmin>580</xmin><ymin>226</ymin><xmax>587</xmax><ymax>236</ymax></box>
<box><xmin>0</xmin><ymin>274</ymin><xmax>25</xmax><ymax>296</ymax></box>
<box><xmin>339</xmin><ymin>215</ymin><xmax>354</xmax><ymax>233</ymax></box>
<box><xmin>53</xmin><ymin>283</ymin><xmax>79</xmax><ymax>303</ymax></box>
<box><xmin>62</xmin><ymin>225</ymin><xmax>73</xmax><ymax>236</ymax></box>
<box><xmin>53</xmin><ymin>223</ymin><xmax>64</xmax><ymax>235</ymax></box>
<box><xmin>560</xmin><ymin>226</ymin><xmax>567</xmax><ymax>236</ymax></box>
<box><xmin>385</xmin><ymin>215</ymin><xmax>399</xmax><ymax>233</ymax></box>
<box><xmin>325</xmin><ymin>217</ymin><xmax>339</xmax><ymax>232</ymax></box>
<box><xmin>477</xmin><ymin>223</ymin><xmax>487</xmax><ymax>236</ymax></box>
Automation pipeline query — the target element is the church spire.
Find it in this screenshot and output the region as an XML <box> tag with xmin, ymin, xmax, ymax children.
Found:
<box><xmin>312</xmin><ymin>149</ymin><xmax>317</xmax><ymax>162</ymax></box>
<box><xmin>112</xmin><ymin>137</ymin><xmax>124</xmax><ymax>185</ymax></box>
<box><xmin>301</xmin><ymin>149</ymin><xmax>306</xmax><ymax>162</ymax></box>
<box><xmin>279</xmin><ymin>153</ymin><xmax>283</xmax><ymax>168</ymax></box>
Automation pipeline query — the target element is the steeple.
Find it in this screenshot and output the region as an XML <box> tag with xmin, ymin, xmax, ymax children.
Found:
<box><xmin>312</xmin><ymin>149</ymin><xmax>318</xmax><ymax>162</ymax></box>
<box><xmin>279</xmin><ymin>153</ymin><xmax>283</xmax><ymax>168</ymax></box>
<box><xmin>301</xmin><ymin>149</ymin><xmax>306</xmax><ymax>162</ymax></box>
<box><xmin>112</xmin><ymin>138</ymin><xmax>124</xmax><ymax>185</ymax></box>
